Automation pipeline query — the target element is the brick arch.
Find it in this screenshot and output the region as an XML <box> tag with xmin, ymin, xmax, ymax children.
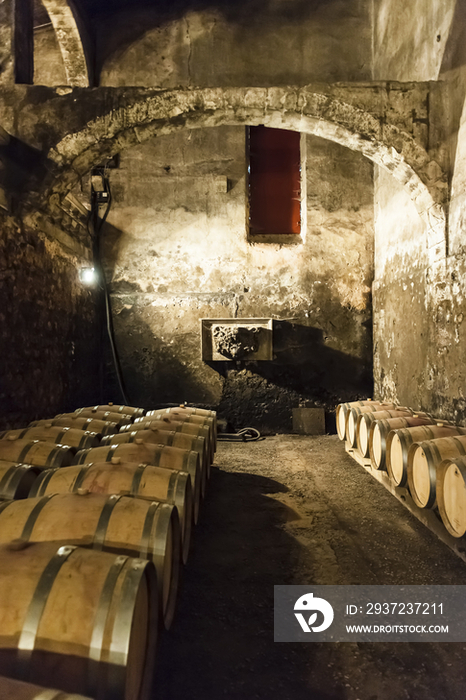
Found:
<box><xmin>47</xmin><ymin>86</ymin><xmax>447</xmax><ymax>260</ymax></box>
<box><xmin>40</xmin><ymin>0</ymin><xmax>90</xmax><ymax>87</ymax></box>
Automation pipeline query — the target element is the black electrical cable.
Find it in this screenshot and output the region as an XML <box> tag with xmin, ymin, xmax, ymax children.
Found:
<box><xmin>88</xmin><ymin>172</ymin><xmax>129</xmax><ymax>405</ymax></box>
<box><xmin>217</xmin><ymin>427</ymin><xmax>262</xmax><ymax>442</ymax></box>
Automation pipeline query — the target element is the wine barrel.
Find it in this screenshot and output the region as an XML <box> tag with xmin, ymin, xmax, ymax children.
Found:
<box><xmin>0</xmin><ymin>674</ymin><xmax>94</xmax><ymax>700</ymax></box>
<box><xmin>101</xmin><ymin>430</ymin><xmax>208</xmax><ymax>497</ymax></box>
<box><xmin>146</xmin><ymin>405</ymin><xmax>215</xmax><ymax>419</ymax></box>
<box><xmin>346</xmin><ymin>403</ymin><xmax>397</xmax><ymax>448</ymax></box>
<box><xmin>407</xmin><ymin>435</ymin><xmax>466</xmax><ymax>509</ymax></box>
<box><xmin>386</xmin><ymin>424</ymin><xmax>466</xmax><ymax>487</ymax></box>
<box><xmin>0</xmin><ymin>426</ymin><xmax>100</xmax><ymax>450</ymax></box>
<box><xmin>0</xmin><ymin>440</ymin><xmax>75</xmax><ymax>469</ymax></box>
<box><xmin>437</xmin><ymin>456</ymin><xmax>466</xmax><ymax>538</ymax></box>
<box><xmin>30</xmin><ymin>416</ymin><xmax>119</xmax><ymax>436</ymax></box>
<box><xmin>74</xmin><ymin>444</ymin><xmax>201</xmax><ymax>524</ymax></box>
<box><xmin>64</xmin><ymin>410</ymin><xmax>134</xmax><ymax>425</ymax></box>
<box><xmin>30</xmin><ymin>463</ymin><xmax>193</xmax><ymax>564</ymax></box>
<box><xmin>0</xmin><ymin>462</ymin><xmax>42</xmax><ymax>500</ymax></box>
<box><xmin>77</xmin><ymin>404</ymin><xmax>145</xmax><ymax>418</ymax></box>
<box><xmin>0</xmin><ymin>492</ymin><xmax>180</xmax><ymax>629</ymax></box>
<box><xmin>123</xmin><ymin>418</ymin><xmax>214</xmax><ymax>468</ymax></box>
<box><xmin>135</xmin><ymin>412</ymin><xmax>216</xmax><ymax>455</ymax></box>
<box><xmin>369</xmin><ymin>415</ymin><xmax>435</xmax><ymax>471</ymax></box>
<box><xmin>0</xmin><ymin>541</ymin><xmax>157</xmax><ymax>700</ymax></box>
<box><xmin>336</xmin><ymin>399</ymin><xmax>375</xmax><ymax>441</ymax></box>
<box><xmin>356</xmin><ymin>408</ymin><xmax>414</xmax><ymax>457</ymax></box>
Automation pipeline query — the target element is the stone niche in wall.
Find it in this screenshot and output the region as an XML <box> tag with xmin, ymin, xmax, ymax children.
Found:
<box><xmin>201</xmin><ymin>319</ymin><xmax>273</xmax><ymax>361</ymax></box>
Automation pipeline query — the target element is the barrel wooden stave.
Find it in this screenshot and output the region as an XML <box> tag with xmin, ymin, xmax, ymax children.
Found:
<box><xmin>0</xmin><ymin>461</ymin><xmax>42</xmax><ymax>499</ymax></box>
<box><xmin>356</xmin><ymin>408</ymin><xmax>413</xmax><ymax>458</ymax></box>
<box><xmin>0</xmin><ymin>440</ymin><xmax>75</xmax><ymax>469</ymax></box>
<box><xmin>0</xmin><ymin>492</ymin><xmax>180</xmax><ymax>630</ymax></box>
<box><xmin>30</xmin><ymin>462</ymin><xmax>193</xmax><ymax>564</ymax></box>
<box><xmin>0</xmin><ymin>674</ymin><xmax>94</xmax><ymax>700</ymax></box>
<box><xmin>77</xmin><ymin>404</ymin><xmax>145</xmax><ymax>418</ymax></box>
<box><xmin>346</xmin><ymin>403</ymin><xmax>397</xmax><ymax>448</ymax></box>
<box><xmin>386</xmin><ymin>425</ymin><xmax>466</xmax><ymax>487</ymax></box>
<box><xmin>369</xmin><ymin>415</ymin><xmax>435</xmax><ymax>470</ymax></box>
<box><xmin>0</xmin><ymin>541</ymin><xmax>157</xmax><ymax>700</ymax></box>
<box><xmin>73</xmin><ymin>444</ymin><xmax>200</xmax><ymax>524</ymax></box>
<box><xmin>121</xmin><ymin>418</ymin><xmax>214</xmax><ymax>469</ymax></box>
<box><xmin>0</xmin><ymin>426</ymin><xmax>100</xmax><ymax>450</ymax></box>
<box><xmin>30</xmin><ymin>417</ymin><xmax>119</xmax><ymax>436</ymax></box>
<box><xmin>437</xmin><ymin>457</ymin><xmax>466</xmax><ymax>538</ymax></box>
<box><xmin>336</xmin><ymin>399</ymin><xmax>375</xmax><ymax>441</ymax></box>
<box><xmin>101</xmin><ymin>429</ymin><xmax>208</xmax><ymax>497</ymax></box>
<box><xmin>407</xmin><ymin>435</ymin><xmax>466</xmax><ymax>509</ymax></box>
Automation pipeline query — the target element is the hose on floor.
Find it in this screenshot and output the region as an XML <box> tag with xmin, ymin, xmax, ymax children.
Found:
<box><xmin>217</xmin><ymin>427</ymin><xmax>262</xmax><ymax>442</ymax></box>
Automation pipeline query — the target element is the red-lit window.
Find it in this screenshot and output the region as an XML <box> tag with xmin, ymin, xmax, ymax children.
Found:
<box><xmin>247</xmin><ymin>126</ymin><xmax>301</xmax><ymax>237</ymax></box>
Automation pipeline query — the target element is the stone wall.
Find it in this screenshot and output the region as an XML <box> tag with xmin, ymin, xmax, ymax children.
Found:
<box><xmin>99</xmin><ymin>0</ymin><xmax>372</xmax><ymax>87</ymax></box>
<box><xmin>372</xmin><ymin>0</ymin><xmax>466</xmax><ymax>422</ymax></box>
<box><xmin>0</xmin><ymin>211</ymin><xmax>100</xmax><ymax>429</ymax></box>
<box><xmin>93</xmin><ymin>125</ymin><xmax>374</xmax><ymax>432</ymax></box>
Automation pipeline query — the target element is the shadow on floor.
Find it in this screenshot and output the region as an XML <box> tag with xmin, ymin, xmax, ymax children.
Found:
<box><xmin>153</xmin><ymin>467</ymin><xmax>346</xmax><ymax>700</ymax></box>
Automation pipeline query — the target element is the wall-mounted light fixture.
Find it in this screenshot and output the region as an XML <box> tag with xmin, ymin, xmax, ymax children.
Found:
<box><xmin>79</xmin><ymin>266</ymin><xmax>98</xmax><ymax>286</ymax></box>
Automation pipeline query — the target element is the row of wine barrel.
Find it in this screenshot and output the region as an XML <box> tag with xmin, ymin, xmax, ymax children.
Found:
<box><xmin>0</xmin><ymin>402</ymin><xmax>217</xmax><ymax>700</ymax></box>
<box><xmin>336</xmin><ymin>399</ymin><xmax>466</xmax><ymax>541</ymax></box>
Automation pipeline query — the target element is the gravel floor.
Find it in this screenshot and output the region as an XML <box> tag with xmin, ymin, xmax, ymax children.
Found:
<box><xmin>155</xmin><ymin>435</ymin><xmax>466</xmax><ymax>700</ymax></box>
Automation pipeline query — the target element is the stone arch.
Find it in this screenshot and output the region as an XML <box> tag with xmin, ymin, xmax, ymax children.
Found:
<box><xmin>46</xmin><ymin>86</ymin><xmax>447</xmax><ymax>260</ymax></box>
<box><xmin>40</xmin><ymin>0</ymin><xmax>90</xmax><ymax>87</ymax></box>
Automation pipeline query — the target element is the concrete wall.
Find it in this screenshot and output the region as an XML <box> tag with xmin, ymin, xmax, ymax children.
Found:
<box><xmin>99</xmin><ymin>0</ymin><xmax>373</xmax><ymax>87</ymax></box>
<box><xmin>372</xmin><ymin>0</ymin><xmax>466</xmax><ymax>422</ymax></box>
<box><xmin>95</xmin><ymin>126</ymin><xmax>374</xmax><ymax>431</ymax></box>
<box><xmin>0</xmin><ymin>211</ymin><xmax>100</xmax><ymax>429</ymax></box>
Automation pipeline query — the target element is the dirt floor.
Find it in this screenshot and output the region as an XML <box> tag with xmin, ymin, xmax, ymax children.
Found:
<box><xmin>155</xmin><ymin>435</ymin><xmax>466</xmax><ymax>700</ymax></box>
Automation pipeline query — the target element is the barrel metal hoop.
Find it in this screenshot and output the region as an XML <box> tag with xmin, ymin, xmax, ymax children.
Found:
<box><xmin>21</xmin><ymin>494</ymin><xmax>57</xmax><ymax>542</ymax></box>
<box><xmin>93</xmin><ymin>495</ymin><xmax>122</xmax><ymax>550</ymax></box>
<box><xmin>72</xmin><ymin>465</ymin><xmax>91</xmax><ymax>492</ymax></box>
<box><xmin>75</xmin><ymin>449</ymin><xmax>90</xmax><ymax>465</ymax></box>
<box><xmin>0</xmin><ymin>499</ymin><xmax>14</xmax><ymax>516</ymax></box>
<box><xmin>139</xmin><ymin>501</ymin><xmax>160</xmax><ymax>560</ymax></box>
<box><xmin>166</xmin><ymin>471</ymin><xmax>178</xmax><ymax>504</ymax></box>
<box><xmin>49</xmin><ymin>446</ymin><xmax>68</xmax><ymax>469</ymax></box>
<box><xmin>0</xmin><ymin>465</ymin><xmax>17</xmax><ymax>497</ymax></box>
<box><xmin>130</xmin><ymin>464</ymin><xmax>147</xmax><ymax>494</ymax></box>
<box><xmin>17</xmin><ymin>545</ymin><xmax>76</xmax><ymax>679</ymax></box>
<box><xmin>33</xmin><ymin>468</ymin><xmax>59</xmax><ymax>497</ymax></box>
<box><xmin>453</xmin><ymin>437</ymin><xmax>466</xmax><ymax>456</ymax></box>
<box><xmin>107</xmin><ymin>559</ymin><xmax>154</xmax><ymax>699</ymax></box>
<box><xmin>107</xmin><ymin>447</ymin><xmax>118</xmax><ymax>462</ymax></box>
<box><xmin>56</xmin><ymin>430</ymin><xmax>67</xmax><ymax>445</ymax></box>
<box><xmin>17</xmin><ymin>442</ymin><xmax>36</xmax><ymax>464</ymax></box>
<box><xmin>87</xmin><ymin>554</ymin><xmax>128</xmax><ymax>697</ymax></box>
<box><xmin>6</xmin><ymin>464</ymin><xmax>39</xmax><ymax>499</ymax></box>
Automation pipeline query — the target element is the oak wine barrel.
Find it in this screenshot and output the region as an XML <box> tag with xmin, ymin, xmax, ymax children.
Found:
<box><xmin>101</xmin><ymin>430</ymin><xmax>208</xmax><ymax>497</ymax></box>
<box><xmin>437</xmin><ymin>456</ymin><xmax>466</xmax><ymax>538</ymax></box>
<box><xmin>386</xmin><ymin>424</ymin><xmax>466</xmax><ymax>487</ymax></box>
<box><xmin>73</xmin><ymin>444</ymin><xmax>201</xmax><ymax>524</ymax></box>
<box><xmin>30</xmin><ymin>416</ymin><xmax>119</xmax><ymax>436</ymax></box>
<box><xmin>64</xmin><ymin>410</ymin><xmax>134</xmax><ymax>425</ymax></box>
<box><xmin>30</xmin><ymin>462</ymin><xmax>193</xmax><ymax>564</ymax></box>
<box><xmin>369</xmin><ymin>415</ymin><xmax>435</xmax><ymax>470</ymax></box>
<box><xmin>407</xmin><ymin>435</ymin><xmax>466</xmax><ymax>509</ymax></box>
<box><xmin>336</xmin><ymin>399</ymin><xmax>375</xmax><ymax>441</ymax></box>
<box><xmin>346</xmin><ymin>403</ymin><xmax>397</xmax><ymax>448</ymax></box>
<box><xmin>0</xmin><ymin>541</ymin><xmax>157</xmax><ymax>700</ymax></box>
<box><xmin>0</xmin><ymin>492</ymin><xmax>180</xmax><ymax>629</ymax></box>
<box><xmin>77</xmin><ymin>404</ymin><xmax>145</xmax><ymax>418</ymax></box>
<box><xmin>0</xmin><ymin>440</ymin><xmax>75</xmax><ymax>469</ymax></box>
<box><xmin>356</xmin><ymin>408</ymin><xmax>413</xmax><ymax>457</ymax></box>
<box><xmin>123</xmin><ymin>418</ymin><xmax>214</xmax><ymax>468</ymax></box>
<box><xmin>0</xmin><ymin>674</ymin><xmax>93</xmax><ymax>700</ymax></box>
<box><xmin>135</xmin><ymin>412</ymin><xmax>216</xmax><ymax>455</ymax></box>
<box><xmin>0</xmin><ymin>426</ymin><xmax>100</xmax><ymax>450</ymax></box>
<box><xmin>0</xmin><ymin>461</ymin><xmax>42</xmax><ymax>500</ymax></box>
